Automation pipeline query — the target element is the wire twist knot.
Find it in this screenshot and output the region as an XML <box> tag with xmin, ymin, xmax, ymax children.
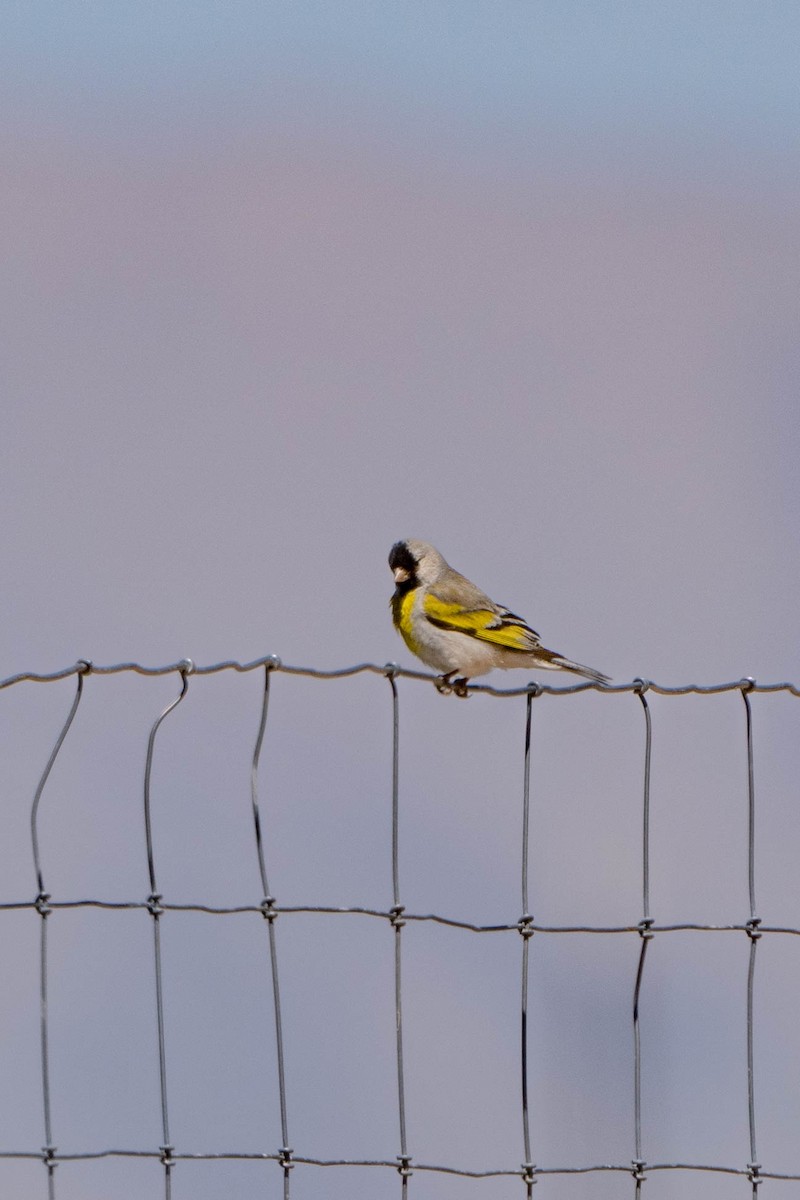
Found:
<box><xmin>260</xmin><ymin>896</ymin><xmax>278</xmax><ymax>923</ymax></box>
<box><xmin>746</xmin><ymin>917</ymin><xmax>762</xmax><ymax>942</ymax></box>
<box><xmin>747</xmin><ymin>1161</ymin><xmax>762</xmax><ymax>1187</ymax></box>
<box><xmin>631</xmin><ymin>1158</ymin><xmax>647</xmax><ymax>1182</ymax></box>
<box><xmin>75</xmin><ymin>659</ymin><xmax>93</xmax><ymax>674</ymax></box>
<box><xmin>278</xmin><ymin>1146</ymin><xmax>294</xmax><ymax>1171</ymax></box>
<box><xmin>521</xmin><ymin>1161</ymin><xmax>537</xmax><ymax>1185</ymax></box>
<box><xmin>383</xmin><ymin>662</ymin><xmax>400</xmax><ymax>679</ymax></box>
<box><xmin>178</xmin><ymin>658</ymin><xmax>195</xmax><ymax>676</ymax></box>
<box><xmin>41</xmin><ymin>1145</ymin><xmax>58</xmax><ymax>1168</ymax></box>
<box><xmin>35</xmin><ymin>892</ymin><xmax>52</xmax><ymax>918</ymax></box>
<box><xmin>265</xmin><ymin>655</ymin><xmax>282</xmax><ymax>670</ymax></box>
<box><xmin>739</xmin><ymin>677</ymin><xmax>756</xmax><ymax>694</ymax></box>
<box><xmin>633</xmin><ymin>678</ymin><xmax>650</xmax><ymax>695</ymax></box>
<box><xmin>517</xmin><ymin>913</ymin><xmax>535</xmax><ymax>939</ymax></box>
<box><xmin>638</xmin><ymin>918</ymin><xmax>654</xmax><ymax>940</ymax></box>
<box><xmin>147</xmin><ymin>893</ymin><xmax>164</xmax><ymax>918</ymax></box>
<box><xmin>396</xmin><ymin>1154</ymin><xmax>413</xmax><ymax>1178</ymax></box>
<box><xmin>526</xmin><ymin>682</ymin><xmax>542</xmax><ymax>698</ymax></box>
<box><xmin>389</xmin><ymin>904</ymin><xmax>406</xmax><ymax>929</ymax></box>
<box><xmin>159</xmin><ymin>1144</ymin><xmax>175</xmax><ymax>1168</ymax></box>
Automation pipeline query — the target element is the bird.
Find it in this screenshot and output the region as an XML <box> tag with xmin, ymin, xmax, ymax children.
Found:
<box><xmin>389</xmin><ymin>539</ymin><xmax>610</xmax><ymax>696</ymax></box>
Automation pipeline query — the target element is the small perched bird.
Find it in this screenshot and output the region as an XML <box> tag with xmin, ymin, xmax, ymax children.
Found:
<box><xmin>389</xmin><ymin>539</ymin><xmax>610</xmax><ymax>695</ymax></box>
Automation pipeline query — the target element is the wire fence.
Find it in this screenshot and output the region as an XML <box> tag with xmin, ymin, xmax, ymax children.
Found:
<box><xmin>2</xmin><ymin>658</ymin><xmax>800</xmax><ymax>1198</ymax></box>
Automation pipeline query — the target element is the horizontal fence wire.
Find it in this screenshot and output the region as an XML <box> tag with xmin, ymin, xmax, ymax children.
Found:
<box><xmin>2</xmin><ymin>655</ymin><xmax>800</xmax><ymax>696</ymax></box>
<box><xmin>2</xmin><ymin>659</ymin><xmax>799</xmax><ymax>1195</ymax></box>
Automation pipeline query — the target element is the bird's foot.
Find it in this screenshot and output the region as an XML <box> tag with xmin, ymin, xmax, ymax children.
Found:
<box><xmin>435</xmin><ymin>673</ymin><xmax>471</xmax><ymax>697</ymax></box>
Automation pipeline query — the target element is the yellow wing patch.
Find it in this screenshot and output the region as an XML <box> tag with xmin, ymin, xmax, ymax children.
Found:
<box><xmin>423</xmin><ymin>594</ymin><xmax>536</xmax><ymax>651</ymax></box>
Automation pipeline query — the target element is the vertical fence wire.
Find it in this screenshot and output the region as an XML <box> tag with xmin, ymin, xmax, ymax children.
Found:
<box><xmin>29</xmin><ymin>665</ymin><xmax>88</xmax><ymax>1199</ymax></box>
<box><xmin>387</xmin><ymin>671</ymin><xmax>411</xmax><ymax>1195</ymax></box>
<box><xmin>632</xmin><ymin>681</ymin><xmax>653</xmax><ymax>1194</ymax></box>
<box><xmin>30</xmin><ymin>666</ymin><xmax>89</xmax><ymax>896</ymax></box>
<box><xmin>142</xmin><ymin>663</ymin><xmax>192</xmax><ymax>1200</ymax></box>
<box><xmin>741</xmin><ymin>681</ymin><xmax>761</xmax><ymax>1195</ymax></box>
<box><xmin>250</xmin><ymin>660</ymin><xmax>293</xmax><ymax>1196</ymax></box>
<box><xmin>519</xmin><ymin>687</ymin><xmax>537</xmax><ymax>1196</ymax></box>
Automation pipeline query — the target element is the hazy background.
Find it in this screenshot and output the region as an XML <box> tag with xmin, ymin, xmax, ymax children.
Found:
<box><xmin>1</xmin><ymin>3</ymin><xmax>799</xmax><ymax>1197</ymax></box>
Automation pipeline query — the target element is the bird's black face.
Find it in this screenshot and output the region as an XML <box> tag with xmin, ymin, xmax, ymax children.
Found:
<box><xmin>389</xmin><ymin>541</ymin><xmax>418</xmax><ymax>593</ymax></box>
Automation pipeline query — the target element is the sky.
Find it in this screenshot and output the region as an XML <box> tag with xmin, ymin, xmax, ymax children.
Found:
<box><xmin>1</xmin><ymin>4</ymin><xmax>799</xmax><ymax>1199</ymax></box>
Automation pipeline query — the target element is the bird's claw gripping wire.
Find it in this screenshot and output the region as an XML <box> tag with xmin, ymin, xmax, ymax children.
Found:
<box><xmin>435</xmin><ymin>672</ymin><xmax>470</xmax><ymax>698</ymax></box>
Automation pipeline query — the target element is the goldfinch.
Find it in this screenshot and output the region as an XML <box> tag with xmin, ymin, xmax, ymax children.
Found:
<box><xmin>389</xmin><ymin>539</ymin><xmax>610</xmax><ymax>695</ymax></box>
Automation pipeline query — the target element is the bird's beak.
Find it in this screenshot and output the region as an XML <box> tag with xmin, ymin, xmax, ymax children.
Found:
<box><xmin>393</xmin><ymin>566</ymin><xmax>410</xmax><ymax>583</ymax></box>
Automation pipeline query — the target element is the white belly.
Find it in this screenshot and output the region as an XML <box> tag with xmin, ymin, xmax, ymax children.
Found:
<box><xmin>410</xmin><ymin>618</ymin><xmax>523</xmax><ymax>677</ymax></box>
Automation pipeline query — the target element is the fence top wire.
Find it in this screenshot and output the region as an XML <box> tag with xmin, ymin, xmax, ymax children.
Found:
<box><xmin>1</xmin><ymin>657</ymin><xmax>798</xmax><ymax>696</ymax></box>
<box><xmin>2</xmin><ymin>1148</ymin><xmax>799</xmax><ymax>1183</ymax></box>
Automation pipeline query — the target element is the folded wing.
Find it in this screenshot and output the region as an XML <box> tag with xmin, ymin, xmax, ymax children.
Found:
<box><xmin>423</xmin><ymin>591</ymin><xmax>541</xmax><ymax>653</ymax></box>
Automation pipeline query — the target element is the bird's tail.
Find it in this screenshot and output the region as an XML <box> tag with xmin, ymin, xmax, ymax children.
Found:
<box><xmin>547</xmin><ymin>654</ymin><xmax>610</xmax><ymax>685</ymax></box>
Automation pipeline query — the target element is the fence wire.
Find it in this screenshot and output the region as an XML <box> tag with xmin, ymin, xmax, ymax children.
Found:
<box><xmin>2</xmin><ymin>657</ymin><xmax>800</xmax><ymax>1197</ymax></box>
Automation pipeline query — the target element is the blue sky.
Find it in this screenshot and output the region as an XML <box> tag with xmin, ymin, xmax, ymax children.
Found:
<box><xmin>6</xmin><ymin>2</ymin><xmax>800</xmax><ymax>156</ymax></box>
